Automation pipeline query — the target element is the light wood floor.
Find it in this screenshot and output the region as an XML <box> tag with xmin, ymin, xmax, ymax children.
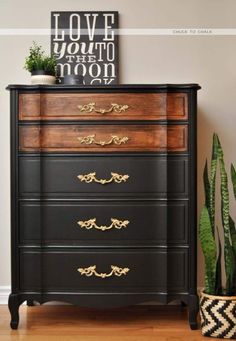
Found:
<box><xmin>0</xmin><ymin>305</ymin><xmax>206</xmax><ymax>341</ymax></box>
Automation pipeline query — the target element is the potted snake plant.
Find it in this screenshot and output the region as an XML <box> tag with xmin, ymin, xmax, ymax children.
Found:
<box><xmin>24</xmin><ymin>41</ymin><xmax>57</xmax><ymax>84</ymax></box>
<box><xmin>199</xmin><ymin>133</ymin><xmax>236</xmax><ymax>339</ymax></box>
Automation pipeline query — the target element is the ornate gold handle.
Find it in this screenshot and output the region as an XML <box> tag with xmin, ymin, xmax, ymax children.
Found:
<box><xmin>78</xmin><ymin>265</ymin><xmax>130</xmax><ymax>278</ymax></box>
<box><xmin>78</xmin><ymin>218</ymin><xmax>130</xmax><ymax>231</ymax></box>
<box><xmin>77</xmin><ymin>172</ymin><xmax>129</xmax><ymax>185</ymax></box>
<box><xmin>78</xmin><ymin>102</ymin><xmax>129</xmax><ymax>114</ymax></box>
<box><xmin>78</xmin><ymin>134</ymin><xmax>129</xmax><ymax>146</ymax></box>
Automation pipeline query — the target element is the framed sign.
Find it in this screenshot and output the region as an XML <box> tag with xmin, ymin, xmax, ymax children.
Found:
<box><xmin>51</xmin><ymin>11</ymin><xmax>119</xmax><ymax>85</ymax></box>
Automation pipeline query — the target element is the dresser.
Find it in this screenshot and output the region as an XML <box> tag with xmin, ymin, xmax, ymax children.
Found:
<box><xmin>7</xmin><ymin>84</ymin><xmax>200</xmax><ymax>330</ymax></box>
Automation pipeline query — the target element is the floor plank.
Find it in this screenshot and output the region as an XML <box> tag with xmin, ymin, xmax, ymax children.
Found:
<box><xmin>0</xmin><ymin>305</ymin><xmax>206</xmax><ymax>341</ymax></box>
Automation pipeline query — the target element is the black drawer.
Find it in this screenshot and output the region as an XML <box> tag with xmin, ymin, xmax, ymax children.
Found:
<box><xmin>19</xmin><ymin>249</ymin><xmax>188</xmax><ymax>292</ymax></box>
<box><xmin>19</xmin><ymin>156</ymin><xmax>188</xmax><ymax>198</ymax></box>
<box><xmin>19</xmin><ymin>200</ymin><xmax>188</xmax><ymax>246</ymax></box>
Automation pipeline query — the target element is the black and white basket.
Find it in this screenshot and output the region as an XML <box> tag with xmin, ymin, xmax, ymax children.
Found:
<box><xmin>200</xmin><ymin>292</ymin><xmax>236</xmax><ymax>339</ymax></box>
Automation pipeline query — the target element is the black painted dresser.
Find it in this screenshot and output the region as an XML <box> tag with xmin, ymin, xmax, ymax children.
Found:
<box><xmin>7</xmin><ymin>84</ymin><xmax>200</xmax><ymax>329</ymax></box>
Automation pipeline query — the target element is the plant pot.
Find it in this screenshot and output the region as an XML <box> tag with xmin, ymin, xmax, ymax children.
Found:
<box><xmin>200</xmin><ymin>291</ymin><xmax>236</xmax><ymax>339</ymax></box>
<box><xmin>31</xmin><ymin>70</ymin><xmax>56</xmax><ymax>85</ymax></box>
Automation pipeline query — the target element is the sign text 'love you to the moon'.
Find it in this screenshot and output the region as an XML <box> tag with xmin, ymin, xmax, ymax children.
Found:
<box><xmin>51</xmin><ymin>11</ymin><xmax>119</xmax><ymax>84</ymax></box>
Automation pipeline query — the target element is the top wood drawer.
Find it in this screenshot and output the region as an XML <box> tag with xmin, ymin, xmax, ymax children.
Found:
<box><xmin>19</xmin><ymin>93</ymin><xmax>188</xmax><ymax>121</ymax></box>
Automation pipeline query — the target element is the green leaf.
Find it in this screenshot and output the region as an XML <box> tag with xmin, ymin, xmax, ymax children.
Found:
<box><xmin>231</xmin><ymin>164</ymin><xmax>236</xmax><ymax>200</ymax></box>
<box><xmin>209</xmin><ymin>133</ymin><xmax>218</xmax><ymax>237</ymax></box>
<box><xmin>229</xmin><ymin>216</ymin><xmax>236</xmax><ymax>294</ymax></box>
<box><xmin>217</xmin><ymin>135</ymin><xmax>235</xmax><ymax>295</ymax></box>
<box><xmin>215</xmin><ymin>226</ymin><xmax>222</xmax><ymax>295</ymax></box>
<box><xmin>230</xmin><ymin>216</ymin><xmax>236</xmax><ymax>252</ymax></box>
<box><xmin>199</xmin><ymin>206</ymin><xmax>217</xmax><ymax>294</ymax></box>
<box><xmin>203</xmin><ymin>160</ymin><xmax>210</xmax><ymax>212</ymax></box>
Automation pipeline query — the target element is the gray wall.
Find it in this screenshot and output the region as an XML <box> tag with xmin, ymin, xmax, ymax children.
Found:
<box><xmin>1</xmin><ymin>0</ymin><xmax>236</xmax><ymax>290</ymax></box>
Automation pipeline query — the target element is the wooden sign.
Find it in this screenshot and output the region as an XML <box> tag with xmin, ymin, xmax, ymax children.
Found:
<box><xmin>51</xmin><ymin>11</ymin><xmax>119</xmax><ymax>85</ymax></box>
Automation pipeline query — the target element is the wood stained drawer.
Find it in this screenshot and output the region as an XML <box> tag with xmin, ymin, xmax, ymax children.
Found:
<box><xmin>19</xmin><ymin>156</ymin><xmax>188</xmax><ymax>198</ymax></box>
<box><xmin>19</xmin><ymin>92</ymin><xmax>188</xmax><ymax>121</ymax></box>
<box><xmin>19</xmin><ymin>124</ymin><xmax>188</xmax><ymax>152</ymax></box>
<box><xmin>20</xmin><ymin>249</ymin><xmax>188</xmax><ymax>292</ymax></box>
<box><xmin>19</xmin><ymin>201</ymin><xmax>188</xmax><ymax>246</ymax></box>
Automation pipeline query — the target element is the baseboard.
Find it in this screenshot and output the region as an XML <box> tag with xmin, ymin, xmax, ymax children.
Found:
<box><xmin>0</xmin><ymin>286</ymin><xmax>10</xmax><ymax>305</ymax></box>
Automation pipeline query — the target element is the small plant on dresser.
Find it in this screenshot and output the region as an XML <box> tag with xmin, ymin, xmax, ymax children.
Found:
<box><xmin>24</xmin><ymin>41</ymin><xmax>57</xmax><ymax>84</ymax></box>
<box><xmin>199</xmin><ymin>133</ymin><xmax>236</xmax><ymax>339</ymax></box>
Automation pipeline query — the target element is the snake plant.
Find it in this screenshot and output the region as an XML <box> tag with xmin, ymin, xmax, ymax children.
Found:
<box><xmin>199</xmin><ymin>133</ymin><xmax>236</xmax><ymax>296</ymax></box>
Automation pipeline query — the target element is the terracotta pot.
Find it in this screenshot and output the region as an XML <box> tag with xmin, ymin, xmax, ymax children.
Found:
<box><xmin>200</xmin><ymin>291</ymin><xmax>236</xmax><ymax>339</ymax></box>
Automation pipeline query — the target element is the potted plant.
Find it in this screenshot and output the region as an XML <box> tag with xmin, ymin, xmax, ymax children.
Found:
<box><xmin>24</xmin><ymin>42</ymin><xmax>57</xmax><ymax>84</ymax></box>
<box><xmin>199</xmin><ymin>133</ymin><xmax>236</xmax><ymax>339</ymax></box>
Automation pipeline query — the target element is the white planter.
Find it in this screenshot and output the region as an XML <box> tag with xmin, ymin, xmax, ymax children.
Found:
<box><xmin>31</xmin><ymin>74</ymin><xmax>56</xmax><ymax>85</ymax></box>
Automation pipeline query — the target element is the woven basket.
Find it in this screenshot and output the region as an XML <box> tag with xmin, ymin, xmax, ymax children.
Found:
<box><xmin>200</xmin><ymin>291</ymin><xmax>236</xmax><ymax>339</ymax></box>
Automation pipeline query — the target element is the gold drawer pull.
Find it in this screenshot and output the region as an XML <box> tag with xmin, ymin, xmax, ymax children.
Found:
<box><xmin>78</xmin><ymin>265</ymin><xmax>130</xmax><ymax>278</ymax></box>
<box><xmin>78</xmin><ymin>134</ymin><xmax>129</xmax><ymax>146</ymax></box>
<box><xmin>78</xmin><ymin>218</ymin><xmax>130</xmax><ymax>231</ymax></box>
<box><xmin>78</xmin><ymin>172</ymin><xmax>129</xmax><ymax>185</ymax></box>
<box><xmin>78</xmin><ymin>102</ymin><xmax>129</xmax><ymax>114</ymax></box>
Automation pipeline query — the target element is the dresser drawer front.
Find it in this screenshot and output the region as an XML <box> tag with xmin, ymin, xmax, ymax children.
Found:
<box><xmin>20</xmin><ymin>249</ymin><xmax>188</xmax><ymax>292</ymax></box>
<box><xmin>19</xmin><ymin>92</ymin><xmax>188</xmax><ymax>121</ymax></box>
<box><xmin>19</xmin><ymin>156</ymin><xmax>188</xmax><ymax>198</ymax></box>
<box><xmin>19</xmin><ymin>201</ymin><xmax>188</xmax><ymax>246</ymax></box>
<box><xmin>19</xmin><ymin>124</ymin><xmax>188</xmax><ymax>152</ymax></box>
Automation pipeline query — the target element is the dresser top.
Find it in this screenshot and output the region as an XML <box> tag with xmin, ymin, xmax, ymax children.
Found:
<box><xmin>6</xmin><ymin>83</ymin><xmax>201</xmax><ymax>91</ymax></box>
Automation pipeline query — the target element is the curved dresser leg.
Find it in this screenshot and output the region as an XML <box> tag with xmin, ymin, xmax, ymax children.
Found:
<box><xmin>180</xmin><ymin>300</ymin><xmax>187</xmax><ymax>312</ymax></box>
<box><xmin>8</xmin><ymin>294</ymin><xmax>20</xmax><ymax>330</ymax></box>
<box><xmin>188</xmin><ymin>294</ymin><xmax>199</xmax><ymax>330</ymax></box>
